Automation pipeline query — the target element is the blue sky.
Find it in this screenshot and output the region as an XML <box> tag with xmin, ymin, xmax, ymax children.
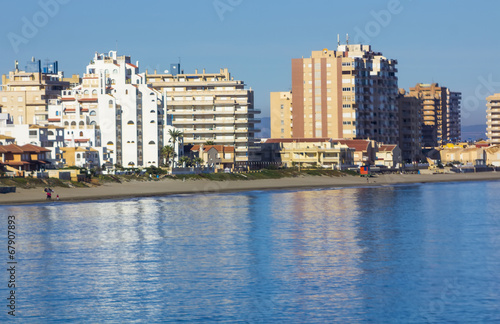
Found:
<box><xmin>1</xmin><ymin>0</ymin><xmax>499</xmax><ymax>126</ymax></box>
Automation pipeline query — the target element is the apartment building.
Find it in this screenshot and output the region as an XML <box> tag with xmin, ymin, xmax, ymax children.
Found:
<box><xmin>397</xmin><ymin>89</ymin><xmax>422</xmax><ymax>162</ymax></box>
<box><xmin>271</xmin><ymin>43</ymin><xmax>399</xmax><ymax>144</ymax></box>
<box><xmin>146</xmin><ymin>67</ymin><xmax>261</xmax><ymax>165</ymax></box>
<box><xmin>408</xmin><ymin>83</ymin><xmax>461</xmax><ymax>147</ymax></box>
<box><xmin>486</xmin><ymin>93</ymin><xmax>500</xmax><ymax>145</ymax></box>
<box><xmin>0</xmin><ymin>59</ymin><xmax>69</xmax><ymax>125</ymax></box>
<box><xmin>270</xmin><ymin>91</ymin><xmax>292</xmax><ymax>138</ymax></box>
<box><xmin>47</xmin><ymin>51</ymin><xmax>167</xmax><ymax>167</ymax></box>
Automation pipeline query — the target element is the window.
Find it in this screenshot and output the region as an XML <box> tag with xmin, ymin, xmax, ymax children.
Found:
<box><xmin>79</xmin><ymin>131</ymin><xmax>83</xmax><ymax>136</ymax></box>
<box><xmin>108</xmin><ymin>100</ymin><xmax>113</xmax><ymax>108</ymax></box>
<box><xmin>48</xmin><ymin>131</ymin><xmax>54</xmax><ymax>136</ymax></box>
<box><xmin>150</xmin><ymin>120</ymin><xmax>155</xmax><ymax>123</ymax></box>
<box><xmin>64</xmin><ymin>121</ymin><xmax>69</xmax><ymax>126</ymax></box>
<box><xmin>89</xmin><ymin>110</ymin><xmax>96</xmax><ymax>116</ymax></box>
<box><xmin>113</xmin><ymin>69</ymin><xmax>118</xmax><ymax>74</ymax></box>
<box><xmin>56</xmin><ymin>111</ymin><xmax>59</xmax><ymax>116</ymax></box>
<box><xmin>18</xmin><ymin>96</ymin><xmax>23</xmax><ymax>102</ymax></box>
<box><xmin>148</xmin><ymin>141</ymin><xmax>155</xmax><ymax>145</ymax></box>
<box><xmin>107</xmin><ymin>141</ymin><xmax>114</xmax><ymax>145</ymax></box>
<box><xmin>76</xmin><ymin>153</ymin><xmax>81</xmax><ymax>159</ymax></box>
<box><xmin>92</xmin><ymin>89</ymin><xmax>97</xmax><ymax>95</ymax></box>
<box><xmin>71</xmin><ymin>121</ymin><xmax>76</xmax><ymax>126</ymax></box>
<box><xmin>84</xmin><ymin>90</ymin><xmax>89</xmax><ymax>95</ymax></box>
<box><xmin>127</xmin><ymin>120</ymin><xmax>134</xmax><ymax>125</ymax></box>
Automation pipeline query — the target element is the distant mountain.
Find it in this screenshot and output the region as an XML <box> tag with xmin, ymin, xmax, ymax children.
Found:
<box><xmin>462</xmin><ymin>124</ymin><xmax>486</xmax><ymax>141</ymax></box>
<box><xmin>257</xmin><ymin>117</ymin><xmax>270</xmax><ymax>138</ymax></box>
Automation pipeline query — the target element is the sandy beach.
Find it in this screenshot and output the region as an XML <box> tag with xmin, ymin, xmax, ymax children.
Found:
<box><xmin>1</xmin><ymin>172</ymin><xmax>500</xmax><ymax>205</ymax></box>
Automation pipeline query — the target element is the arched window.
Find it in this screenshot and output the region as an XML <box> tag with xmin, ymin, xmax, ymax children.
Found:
<box><xmin>150</xmin><ymin>120</ymin><xmax>155</xmax><ymax>123</ymax></box>
<box><xmin>108</xmin><ymin>100</ymin><xmax>113</xmax><ymax>108</ymax></box>
<box><xmin>148</xmin><ymin>141</ymin><xmax>155</xmax><ymax>145</ymax></box>
<box><xmin>107</xmin><ymin>141</ymin><xmax>114</xmax><ymax>145</ymax></box>
<box><xmin>48</xmin><ymin>131</ymin><xmax>54</xmax><ymax>136</ymax></box>
<box><xmin>76</xmin><ymin>153</ymin><xmax>81</xmax><ymax>159</ymax></box>
<box><xmin>128</xmin><ymin>161</ymin><xmax>135</xmax><ymax>166</ymax></box>
<box><xmin>113</xmin><ymin>69</ymin><xmax>118</xmax><ymax>74</ymax></box>
<box><xmin>84</xmin><ymin>90</ymin><xmax>89</xmax><ymax>95</ymax></box>
<box><xmin>111</xmin><ymin>79</ymin><xmax>115</xmax><ymax>85</ymax></box>
<box><xmin>90</xmin><ymin>121</ymin><xmax>96</xmax><ymax>126</ymax></box>
<box><xmin>71</xmin><ymin>121</ymin><xmax>76</xmax><ymax>126</ymax></box>
<box><xmin>89</xmin><ymin>110</ymin><xmax>96</xmax><ymax>116</ymax></box>
<box><xmin>92</xmin><ymin>89</ymin><xmax>97</xmax><ymax>95</ymax></box>
<box><xmin>79</xmin><ymin>121</ymin><xmax>85</xmax><ymax>128</ymax></box>
<box><xmin>150</xmin><ymin>110</ymin><xmax>155</xmax><ymax>113</ymax></box>
<box><xmin>127</xmin><ymin>120</ymin><xmax>134</xmax><ymax>125</ymax></box>
<box><xmin>150</xmin><ymin>92</ymin><xmax>154</xmax><ymax>96</ymax></box>
<box><xmin>64</xmin><ymin>121</ymin><xmax>69</xmax><ymax>126</ymax></box>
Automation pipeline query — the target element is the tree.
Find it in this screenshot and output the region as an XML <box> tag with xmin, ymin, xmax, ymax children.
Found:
<box><xmin>178</xmin><ymin>156</ymin><xmax>191</xmax><ymax>167</ymax></box>
<box><xmin>168</xmin><ymin>129</ymin><xmax>184</xmax><ymax>166</ymax></box>
<box><xmin>160</xmin><ymin>145</ymin><xmax>175</xmax><ymax>166</ymax></box>
<box><xmin>205</xmin><ymin>140</ymin><xmax>215</xmax><ymax>145</ymax></box>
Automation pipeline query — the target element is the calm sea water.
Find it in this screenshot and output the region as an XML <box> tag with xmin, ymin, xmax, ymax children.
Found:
<box><xmin>1</xmin><ymin>181</ymin><xmax>500</xmax><ymax>323</ymax></box>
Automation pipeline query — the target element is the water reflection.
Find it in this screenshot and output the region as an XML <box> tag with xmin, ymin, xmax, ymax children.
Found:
<box><xmin>1</xmin><ymin>182</ymin><xmax>500</xmax><ymax>322</ymax></box>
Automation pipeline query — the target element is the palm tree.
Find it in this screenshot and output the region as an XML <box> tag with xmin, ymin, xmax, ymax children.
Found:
<box><xmin>168</xmin><ymin>129</ymin><xmax>184</xmax><ymax>166</ymax></box>
<box><xmin>160</xmin><ymin>145</ymin><xmax>175</xmax><ymax>166</ymax></box>
<box><xmin>178</xmin><ymin>156</ymin><xmax>191</xmax><ymax>167</ymax></box>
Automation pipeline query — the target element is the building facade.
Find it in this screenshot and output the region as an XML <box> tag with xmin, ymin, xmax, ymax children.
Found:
<box><xmin>270</xmin><ymin>91</ymin><xmax>293</xmax><ymax>138</ymax></box>
<box><xmin>146</xmin><ymin>67</ymin><xmax>261</xmax><ymax>165</ymax></box>
<box><xmin>486</xmin><ymin>93</ymin><xmax>500</xmax><ymax>145</ymax></box>
<box><xmin>397</xmin><ymin>89</ymin><xmax>423</xmax><ymax>162</ymax></box>
<box><xmin>0</xmin><ymin>59</ymin><xmax>69</xmax><ymax>125</ymax></box>
<box><xmin>272</xmin><ymin>44</ymin><xmax>399</xmax><ymax>144</ymax></box>
<box><xmin>408</xmin><ymin>83</ymin><xmax>461</xmax><ymax>147</ymax></box>
<box><xmin>47</xmin><ymin>51</ymin><xmax>167</xmax><ymax>167</ymax></box>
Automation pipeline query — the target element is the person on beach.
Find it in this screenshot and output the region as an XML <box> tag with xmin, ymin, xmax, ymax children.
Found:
<box><xmin>46</xmin><ymin>190</ymin><xmax>52</xmax><ymax>200</ymax></box>
<box><xmin>56</xmin><ymin>194</ymin><xmax>59</xmax><ymax>201</ymax></box>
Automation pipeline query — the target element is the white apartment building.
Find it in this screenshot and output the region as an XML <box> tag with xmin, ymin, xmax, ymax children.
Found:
<box><xmin>47</xmin><ymin>51</ymin><xmax>168</xmax><ymax>167</ymax></box>
<box><xmin>147</xmin><ymin>67</ymin><xmax>261</xmax><ymax>165</ymax></box>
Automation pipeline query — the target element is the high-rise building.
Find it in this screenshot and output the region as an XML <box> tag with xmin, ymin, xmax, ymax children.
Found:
<box><xmin>47</xmin><ymin>51</ymin><xmax>167</xmax><ymax>167</ymax></box>
<box><xmin>271</xmin><ymin>43</ymin><xmax>399</xmax><ymax>144</ymax></box>
<box><xmin>0</xmin><ymin>59</ymin><xmax>69</xmax><ymax>125</ymax></box>
<box><xmin>270</xmin><ymin>91</ymin><xmax>292</xmax><ymax>138</ymax></box>
<box><xmin>146</xmin><ymin>68</ymin><xmax>261</xmax><ymax>165</ymax></box>
<box><xmin>397</xmin><ymin>89</ymin><xmax>422</xmax><ymax>162</ymax></box>
<box><xmin>408</xmin><ymin>83</ymin><xmax>461</xmax><ymax>147</ymax></box>
<box><xmin>486</xmin><ymin>93</ymin><xmax>500</xmax><ymax>145</ymax></box>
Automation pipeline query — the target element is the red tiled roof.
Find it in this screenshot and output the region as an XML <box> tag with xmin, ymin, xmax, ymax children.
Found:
<box><xmin>333</xmin><ymin>139</ymin><xmax>370</xmax><ymax>151</ymax></box>
<box><xmin>78</xmin><ymin>98</ymin><xmax>98</xmax><ymax>102</ymax></box>
<box><xmin>6</xmin><ymin>161</ymin><xmax>30</xmax><ymax>166</ymax></box>
<box><xmin>61</xmin><ymin>97</ymin><xmax>75</xmax><ymax>101</ymax></box>
<box><xmin>20</xmin><ymin>144</ymin><xmax>51</xmax><ymax>153</ymax></box>
<box><xmin>378</xmin><ymin>145</ymin><xmax>397</xmax><ymax>152</ymax></box>
<box><xmin>127</xmin><ymin>63</ymin><xmax>138</xmax><ymax>69</ymax></box>
<box><xmin>48</xmin><ymin>118</ymin><xmax>61</xmax><ymax>122</ymax></box>
<box><xmin>81</xmin><ymin>108</ymin><xmax>89</xmax><ymax>112</ymax></box>
<box><xmin>74</xmin><ymin>139</ymin><xmax>89</xmax><ymax>143</ymax></box>
<box><xmin>65</xmin><ymin>108</ymin><xmax>76</xmax><ymax>112</ymax></box>
<box><xmin>0</xmin><ymin>144</ymin><xmax>24</xmax><ymax>153</ymax></box>
<box><xmin>264</xmin><ymin>138</ymin><xmax>332</xmax><ymax>144</ymax></box>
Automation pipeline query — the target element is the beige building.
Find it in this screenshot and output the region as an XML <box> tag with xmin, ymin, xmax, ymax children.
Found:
<box><xmin>146</xmin><ymin>67</ymin><xmax>260</xmax><ymax>165</ymax></box>
<box><xmin>439</xmin><ymin>144</ymin><xmax>485</xmax><ymax>166</ymax></box>
<box><xmin>190</xmin><ymin>144</ymin><xmax>235</xmax><ymax>170</ymax></box>
<box><xmin>376</xmin><ymin>144</ymin><xmax>402</xmax><ymax>168</ymax></box>
<box><xmin>0</xmin><ymin>60</ymin><xmax>69</xmax><ymax>125</ymax></box>
<box><xmin>408</xmin><ymin>83</ymin><xmax>461</xmax><ymax>147</ymax></box>
<box><xmin>262</xmin><ymin>138</ymin><xmax>354</xmax><ymax>168</ymax></box>
<box><xmin>270</xmin><ymin>91</ymin><xmax>292</xmax><ymax>138</ymax></box>
<box><xmin>333</xmin><ymin>139</ymin><xmax>376</xmax><ymax>166</ymax></box>
<box><xmin>271</xmin><ymin>43</ymin><xmax>399</xmax><ymax>144</ymax></box>
<box><xmin>485</xmin><ymin>145</ymin><xmax>500</xmax><ymax>166</ymax></box>
<box><xmin>486</xmin><ymin>93</ymin><xmax>500</xmax><ymax>145</ymax></box>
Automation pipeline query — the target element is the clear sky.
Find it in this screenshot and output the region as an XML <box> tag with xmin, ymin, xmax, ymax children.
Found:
<box><xmin>1</xmin><ymin>0</ymin><xmax>500</xmax><ymax>126</ymax></box>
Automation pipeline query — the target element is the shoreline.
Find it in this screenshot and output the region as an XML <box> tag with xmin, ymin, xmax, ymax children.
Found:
<box><xmin>2</xmin><ymin>172</ymin><xmax>500</xmax><ymax>205</ymax></box>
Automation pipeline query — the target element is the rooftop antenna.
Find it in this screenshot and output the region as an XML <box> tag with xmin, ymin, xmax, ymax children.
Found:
<box><xmin>337</xmin><ymin>34</ymin><xmax>340</xmax><ymax>46</ymax></box>
<box><xmin>346</xmin><ymin>33</ymin><xmax>349</xmax><ymax>45</ymax></box>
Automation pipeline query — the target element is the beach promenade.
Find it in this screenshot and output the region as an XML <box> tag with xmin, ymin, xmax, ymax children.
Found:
<box><xmin>2</xmin><ymin>172</ymin><xmax>500</xmax><ymax>205</ymax></box>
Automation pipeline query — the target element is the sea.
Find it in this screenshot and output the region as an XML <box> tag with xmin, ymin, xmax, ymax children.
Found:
<box><xmin>1</xmin><ymin>180</ymin><xmax>500</xmax><ymax>323</ymax></box>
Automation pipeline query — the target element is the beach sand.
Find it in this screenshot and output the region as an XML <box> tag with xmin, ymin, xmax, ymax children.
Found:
<box><xmin>2</xmin><ymin>172</ymin><xmax>500</xmax><ymax>205</ymax></box>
